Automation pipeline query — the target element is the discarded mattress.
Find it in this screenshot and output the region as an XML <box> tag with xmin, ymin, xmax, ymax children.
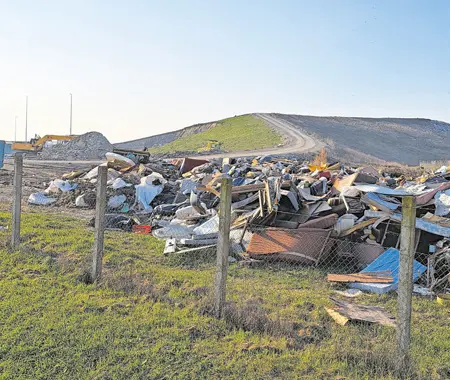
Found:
<box><xmin>349</xmin><ymin>248</ymin><xmax>427</xmax><ymax>294</ymax></box>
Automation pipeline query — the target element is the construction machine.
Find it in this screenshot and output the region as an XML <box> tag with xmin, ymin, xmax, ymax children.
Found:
<box><xmin>197</xmin><ymin>140</ymin><xmax>221</xmax><ymax>153</ymax></box>
<box><xmin>12</xmin><ymin>135</ymin><xmax>76</xmax><ymax>153</ymax></box>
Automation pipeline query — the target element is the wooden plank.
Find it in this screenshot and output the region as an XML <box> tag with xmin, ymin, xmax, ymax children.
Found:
<box><xmin>339</xmin><ymin>218</ymin><xmax>378</xmax><ymax>237</ymax></box>
<box><xmin>332</xmin><ymin>173</ymin><xmax>358</xmax><ymax>193</ymax></box>
<box><xmin>327</xmin><ymin>271</ymin><xmax>394</xmax><ymax>283</ymax></box>
<box><xmin>196</xmin><ymin>185</ymin><xmax>221</xmax><ymax>197</ymax></box>
<box><xmin>326</xmin><ymin>297</ymin><xmax>396</xmax><ymax>327</ymax></box>
<box><xmin>264</xmin><ymin>180</ymin><xmax>273</xmax><ymax>212</ymax></box>
<box><xmin>231</xmin><ymin>183</ymin><xmax>266</xmax><ymax>194</ymax></box>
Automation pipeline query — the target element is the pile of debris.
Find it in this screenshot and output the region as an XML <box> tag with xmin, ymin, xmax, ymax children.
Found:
<box><xmin>28</xmin><ymin>148</ymin><xmax>450</xmax><ymax>295</ymax></box>
<box><xmin>39</xmin><ymin>132</ymin><xmax>114</xmax><ymax>160</ymax></box>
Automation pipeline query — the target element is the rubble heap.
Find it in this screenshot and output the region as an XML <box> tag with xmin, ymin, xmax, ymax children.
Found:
<box><xmin>28</xmin><ymin>150</ymin><xmax>450</xmax><ymax>295</ymax></box>
<box><xmin>39</xmin><ymin>132</ymin><xmax>114</xmax><ymax>160</ymax></box>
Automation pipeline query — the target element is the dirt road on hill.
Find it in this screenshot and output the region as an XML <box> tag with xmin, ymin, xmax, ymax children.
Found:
<box><xmin>194</xmin><ymin>113</ymin><xmax>320</xmax><ymax>159</ymax></box>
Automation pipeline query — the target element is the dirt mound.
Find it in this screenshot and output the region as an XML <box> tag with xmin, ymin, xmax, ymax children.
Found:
<box><xmin>40</xmin><ymin>132</ymin><xmax>114</xmax><ymax>160</ymax></box>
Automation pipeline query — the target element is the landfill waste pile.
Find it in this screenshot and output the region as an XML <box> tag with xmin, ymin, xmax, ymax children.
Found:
<box><xmin>39</xmin><ymin>132</ymin><xmax>114</xmax><ymax>160</ymax></box>
<box><xmin>28</xmin><ymin>149</ymin><xmax>450</xmax><ymax>297</ymax></box>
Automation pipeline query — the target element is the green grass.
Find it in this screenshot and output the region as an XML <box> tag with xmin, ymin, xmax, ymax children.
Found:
<box><xmin>148</xmin><ymin>115</ymin><xmax>283</xmax><ymax>154</ymax></box>
<box><xmin>0</xmin><ymin>210</ymin><xmax>449</xmax><ymax>379</ymax></box>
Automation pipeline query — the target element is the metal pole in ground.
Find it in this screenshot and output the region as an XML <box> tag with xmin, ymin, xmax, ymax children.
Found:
<box><xmin>91</xmin><ymin>165</ymin><xmax>107</xmax><ymax>282</ymax></box>
<box><xmin>11</xmin><ymin>154</ymin><xmax>23</xmax><ymax>249</ymax></box>
<box><xmin>397</xmin><ymin>195</ymin><xmax>416</xmax><ymax>370</ymax></box>
<box><xmin>214</xmin><ymin>176</ymin><xmax>232</xmax><ymax>318</ymax></box>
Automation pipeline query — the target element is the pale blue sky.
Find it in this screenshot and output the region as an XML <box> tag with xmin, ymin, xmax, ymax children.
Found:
<box><xmin>0</xmin><ymin>0</ymin><xmax>449</xmax><ymax>143</ymax></box>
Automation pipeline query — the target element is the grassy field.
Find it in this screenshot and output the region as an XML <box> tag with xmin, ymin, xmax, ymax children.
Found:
<box><xmin>148</xmin><ymin>115</ymin><xmax>283</xmax><ymax>154</ymax></box>
<box><xmin>0</xmin><ymin>210</ymin><xmax>449</xmax><ymax>379</ymax></box>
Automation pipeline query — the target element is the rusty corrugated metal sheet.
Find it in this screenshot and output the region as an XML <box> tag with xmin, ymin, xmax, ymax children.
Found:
<box><xmin>247</xmin><ymin>228</ymin><xmax>332</xmax><ymax>264</ymax></box>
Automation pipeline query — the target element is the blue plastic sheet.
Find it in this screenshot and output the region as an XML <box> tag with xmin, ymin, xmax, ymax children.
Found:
<box><xmin>349</xmin><ymin>248</ymin><xmax>427</xmax><ymax>294</ymax></box>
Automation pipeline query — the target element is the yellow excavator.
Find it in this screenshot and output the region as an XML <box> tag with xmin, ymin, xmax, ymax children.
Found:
<box><xmin>12</xmin><ymin>135</ymin><xmax>76</xmax><ymax>153</ymax></box>
<box><xmin>197</xmin><ymin>140</ymin><xmax>221</xmax><ymax>153</ymax></box>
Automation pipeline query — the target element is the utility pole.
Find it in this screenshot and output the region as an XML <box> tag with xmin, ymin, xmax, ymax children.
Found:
<box><xmin>25</xmin><ymin>96</ymin><xmax>28</xmax><ymax>141</ymax></box>
<box><xmin>69</xmin><ymin>93</ymin><xmax>73</xmax><ymax>135</ymax></box>
<box><xmin>14</xmin><ymin>116</ymin><xmax>18</xmax><ymax>141</ymax></box>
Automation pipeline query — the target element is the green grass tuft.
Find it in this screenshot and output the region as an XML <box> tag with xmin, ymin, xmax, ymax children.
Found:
<box><xmin>149</xmin><ymin>115</ymin><xmax>283</xmax><ymax>154</ymax></box>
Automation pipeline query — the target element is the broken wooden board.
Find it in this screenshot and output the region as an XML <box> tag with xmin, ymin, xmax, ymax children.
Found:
<box><xmin>231</xmin><ymin>183</ymin><xmax>266</xmax><ymax>194</ymax></box>
<box><xmin>338</xmin><ymin>218</ymin><xmax>378</xmax><ymax>237</ymax></box>
<box><xmin>327</xmin><ymin>271</ymin><xmax>394</xmax><ymax>283</ymax></box>
<box><xmin>332</xmin><ymin>173</ymin><xmax>358</xmax><ymax>193</ymax></box>
<box><xmin>325</xmin><ymin>297</ymin><xmax>396</xmax><ymax>327</ymax></box>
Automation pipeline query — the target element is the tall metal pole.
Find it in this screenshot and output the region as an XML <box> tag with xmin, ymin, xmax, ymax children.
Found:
<box><xmin>25</xmin><ymin>96</ymin><xmax>28</xmax><ymax>141</ymax></box>
<box><xmin>69</xmin><ymin>93</ymin><xmax>73</xmax><ymax>135</ymax></box>
<box><xmin>14</xmin><ymin>116</ymin><xmax>18</xmax><ymax>142</ymax></box>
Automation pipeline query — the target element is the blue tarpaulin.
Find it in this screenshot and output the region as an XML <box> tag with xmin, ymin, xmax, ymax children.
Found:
<box><xmin>349</xmin><ymin>248</ymin><xmax>427</xmax><ymax>294</ymax></box>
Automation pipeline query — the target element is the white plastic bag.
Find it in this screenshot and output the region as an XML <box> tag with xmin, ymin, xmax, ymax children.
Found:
<box><xmin>28</xmin><ymin>192</ymin><xmax>57</xmax><ymax>205</ymax></box>
<box><xmin>108</xmin><ymin>194</ymin><xmax>127</xmax><ymax>209</ymax></box>
<box><xmin>46</xmin><ymin>179</ymin><xmax>78</xmax><ymax>193</ymax></box>
<box><xmin>110</xmin><ymin>178</ymin><xmax>132</xmax><ymax>189</ymax></box>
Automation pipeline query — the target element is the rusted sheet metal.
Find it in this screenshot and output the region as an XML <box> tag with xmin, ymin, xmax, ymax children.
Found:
<box><xmin>298</xmin><ymin>214</ymin><xmax>338</xmax><ymax>229</ymax></box>
<box><xmin>247</xmin><ymin>228</ymin><xmax>332</xmax><ymax>264</ymax></box>
<box><xmin>180</xmin><ymin>157</ymin><xmax>209</xmax><ymax>174</ymax></box>
<box><xmin>365</xmin><ymin>210</ymin><xmax>450</xmax><ymax>237</ymax></box>
<box><xmin>415</xmin><ymin>182</ymin><xmax>450</xmax><ymax>205</ymax></box>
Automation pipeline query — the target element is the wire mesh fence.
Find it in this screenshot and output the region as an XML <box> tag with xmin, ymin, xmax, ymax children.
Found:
<box><xmin>2</xmin><ymin>154</ymin><xmax>450</xmax><ymax>378</ymax></box>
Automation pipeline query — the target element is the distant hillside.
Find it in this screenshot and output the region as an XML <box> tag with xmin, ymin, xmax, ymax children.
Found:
<box><xmin>115</xmin><ymin>113</ymin><xmax>449</xmax><ymax>165</ymax></box>
<box><xmin>147</xmin><ymin>115</ymin><xmax>282</xmax><ymax>154</ymax></box>
<box><xmin>274</xmin><ymin>114</ymin><xmax>449</xmax><ymax>165</ymax></box>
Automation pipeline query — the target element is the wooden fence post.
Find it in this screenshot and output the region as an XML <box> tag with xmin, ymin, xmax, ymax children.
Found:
<box><xmin>397</xmin><ymin>195</ymin><xmax>416</xmax><ymax>370</ymax></box>
<box><xmin>214</xmin><ymin>176</ymin><xmax>232</xmax><ymax>318</ymax></box>
<box><xmin>91</xmin><ymin>165</ymin><xmax>107</xmax><ymax>282</ymax></box>
<box><xmin>11</xmin><ymin>154</ymin><xmax>23</xmax><ymax>249</ymax></box>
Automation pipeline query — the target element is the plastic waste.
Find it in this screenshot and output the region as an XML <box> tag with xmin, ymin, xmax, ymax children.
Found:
<box><xmin>334</xmin><ymin>214</ymin><xmax>358</xmax><ymax>235</ymax></box>
<box><xmin>108</xmin><ymin>194</ymin><xmax>127</xmax><ymax>209</ymax></box>
<box><xmin>193</xmin><ymin>215</ymin><xmax>220</xmax><ymax>235</ymax></box>
<box><xmin>134</xmin><ymin>174</ymin><xmax>166</xmax><ymax>212</ymax></box>
<box><xmin>434</xmin><ymin>190</ymin><xmax>450</xmax><ymax>216</ymax></box>
<box><xmin>75</xmin><ymin>192</ymin><xmax>96</xmax><ymax>208</ymax></box>
<box><xmin>110</xmin><ymin>178</ymin><xmax>132</xmax><ymax>189</ymax></box>
<box><xmin>46</xmin><ymin>179</ymin><xmax>78</xmax><ymax>193</ymax></box>
<box><xmin>28</xmin><ymin>192</ymin><xmax>57</xmax><ymax>205</ymax></box>
<box><xmin>152</xmin><ymin>223</ymin><xmax>197</xmax><ymax>239</ymax></box>
<box><xmin>105</xmin><ymin>152</ymin><xmax>135</xmax><ymax>167</ymax></box>
<box><xmin>435</xmin><ymin>165</ymin><xmax>448</xmax><ymax>175</ymax></box>
<box><xmin>175</xmin><ymin>204</ymin><xmax>216</xmax><ymax>220</ymax></box>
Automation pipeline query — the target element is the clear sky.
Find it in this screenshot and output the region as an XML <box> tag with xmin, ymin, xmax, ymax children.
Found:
<box><xmin>0</xmin><ymin>0</ymin><xmax>449</xmax><ymax>143</ymax></box>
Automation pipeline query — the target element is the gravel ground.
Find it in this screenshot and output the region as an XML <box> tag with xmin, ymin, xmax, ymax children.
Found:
<box><xmin>0</xmin><ymin>159</ymin><xmax>101</xmax><ymax>219</ymax></box>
